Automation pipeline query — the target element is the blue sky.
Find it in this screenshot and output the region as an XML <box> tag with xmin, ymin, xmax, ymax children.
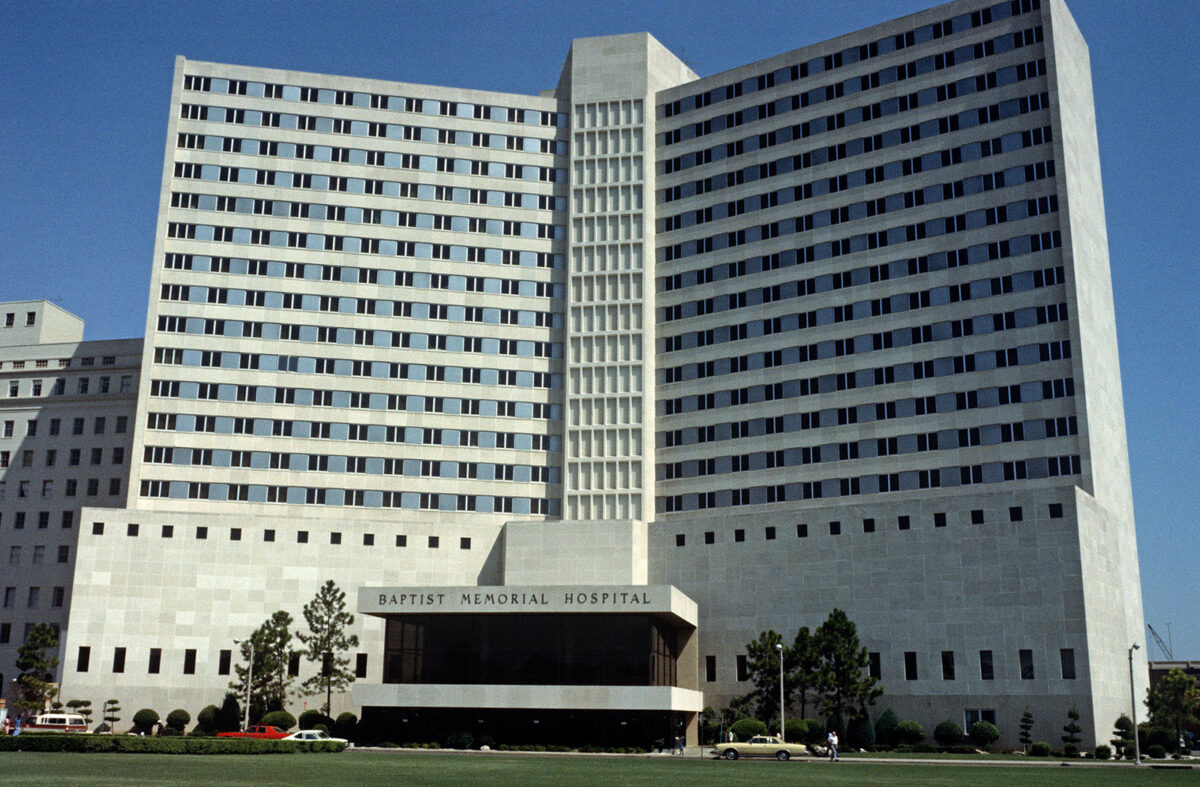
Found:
<box><xmin>1</xmin><ymin>1</ymin><xmax>1197</xmax><ymax>657</ymax></box>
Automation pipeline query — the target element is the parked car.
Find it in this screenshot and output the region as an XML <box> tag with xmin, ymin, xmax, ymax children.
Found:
<box><xmin>217</xmin><ymin>724</ymin><xmax>290</xmax><ymax>739</ymax></box>
<box><xmin>711</xmin><ymin>735</ymin><xmax>809</xmax><ymax>761</ymax></box>
<box><xmin>284</xmin><ymin>729</ymin><xmax>347</xmax><ymax>744</ymax></box>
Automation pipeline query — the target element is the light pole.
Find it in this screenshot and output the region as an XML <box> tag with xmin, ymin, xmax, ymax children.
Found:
<box><xmin>1128</xmin><ymin>643</ymin><xmax>1141</xmax><ymax>765</ymax></box>
<box><xmin>234</xmin><ymin>638</ymin><xmax>254</xmax><ymax>731</ymax></box>
<box><xmin>776</xmin><ymin>642</ymin><xmax>785</xmax><ymax>740</ymax></box>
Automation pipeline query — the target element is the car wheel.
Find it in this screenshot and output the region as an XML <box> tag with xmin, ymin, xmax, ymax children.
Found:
<box><xmin>776</xmin><ymin>750</ymin><xmax>790</xmax><ymax>761</ymax></box>
<box><xmin>723</xmin><ymin>748</ymin><xmax>739</xmax><ymax>760</ymax></box>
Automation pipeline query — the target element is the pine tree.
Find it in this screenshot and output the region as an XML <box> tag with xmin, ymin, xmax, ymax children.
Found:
<box><xmin>814</xmin><ymin>609</ymin><xmax>882</xmax><ymax>734</ymax></box>
<box><xmin>1146</xmin><ymin>667</ymin><xmax>1200</xmax><ymax>755</ymax></box>
<box><xmin>231</xmin><ymin>610</ymin><xmax>298</xmax><ymax>718</ymax></box>
<box><xmin>791</xmin><ymin>626</ymin><xmax>820</xmax><ymax>720</ymax></box>
<box><xmin>744</xmin><ymin>629</ymin><xmax>789</xmax><ymax>724</ymax></box>
<box><xmin>297</xmin><ymin>580</ymin><xmax>360</xmax><ymax>716</ymax></box>
<box><xmin>14</xmin><ymin>623</ymin><xmax>60</xmax><ymax>715</ymax></box>
<box><xmin>1061</xmin><ymin>706</ymin><xmax>1083</xmax><ymax>754</ymax></box>
<box><xmin>1110</xmin><ymin>714</ymin><xmax>1135</xmax><ymax>758</ymax></box>
<box><xmin>1018</xmin><ymin>707</ymin><xmax>1034</xmax><ymax>752</ymax></box>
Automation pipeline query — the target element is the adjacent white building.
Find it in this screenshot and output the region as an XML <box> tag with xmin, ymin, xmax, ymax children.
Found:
<box><xmin>0</xmin><ymin>0</ymin><xmax>1145</xmax><ymax>748</ymax></box>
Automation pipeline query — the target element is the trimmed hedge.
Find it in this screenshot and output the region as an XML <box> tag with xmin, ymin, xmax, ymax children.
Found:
<box><xmin>0</xmin><ymin>734</ymin><xmax>344</xmax><ymax>754</ymax></box>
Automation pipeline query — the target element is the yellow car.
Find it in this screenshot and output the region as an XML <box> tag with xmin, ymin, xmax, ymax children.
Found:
<box><xmin>711</xmin><ymin>735</ymin><xmax>809</xmax><ymax>761</ymax></box>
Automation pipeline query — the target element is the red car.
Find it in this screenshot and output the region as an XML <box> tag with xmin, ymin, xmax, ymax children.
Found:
<box><xmin>217</xmin><ymin>724</ymin><xmax>290</xmax><ymax>739</ymax></box>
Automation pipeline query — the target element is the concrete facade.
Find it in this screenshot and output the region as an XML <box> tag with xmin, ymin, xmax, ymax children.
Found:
<box><xmin>2</xmin><ymin>0</ymin><xmax>1143</xmax><ymax>750</ymax></box>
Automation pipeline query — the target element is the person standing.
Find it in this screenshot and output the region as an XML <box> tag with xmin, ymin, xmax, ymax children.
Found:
<box><xmin>827</xmin><ymin>730</ymin><xmax>839</xmax><ymax>761</ymax></box>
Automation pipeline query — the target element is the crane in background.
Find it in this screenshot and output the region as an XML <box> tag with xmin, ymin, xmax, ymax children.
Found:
<box><xmin>1147</xmin><ymin>623</ymin><xmax>1174</xmax><ymax>660</ymax></box>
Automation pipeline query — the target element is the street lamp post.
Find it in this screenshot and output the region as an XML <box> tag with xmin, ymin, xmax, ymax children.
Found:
<box><xmin>776</xmin><ymin>642</ymin><xmax>785</xmax><ymax>740</ymax></box>
<box><xmin>234</xmin><ymin>638</ymin><xmax>254</xmax><ymax>732</ymax></box>
<box><xmin>1128</xmin><ymin>643</ymin><xmax>1141</xmax><ymax>765</ymax></box>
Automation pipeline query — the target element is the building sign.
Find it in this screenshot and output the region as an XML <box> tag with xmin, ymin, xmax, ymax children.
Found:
<box><xmin>359</xmin><ymin>584</ymin><xmax>695</xmax><ymax>623</ymax></box>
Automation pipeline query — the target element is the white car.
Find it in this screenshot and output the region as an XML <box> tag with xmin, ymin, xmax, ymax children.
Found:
<box><xmin>284</xmin><ymin>729</ymin><xmax>348</xmax><ymax>745</ymax></box>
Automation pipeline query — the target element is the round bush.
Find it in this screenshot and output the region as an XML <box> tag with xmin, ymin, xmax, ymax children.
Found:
<box><xmin>298</xmin><ymin>710</ymin><xmax>335</xmax><ymax>730</ymax></box>
<box><xmin>934</xmin><ymin>720</ymin><xmax>964</xmax><ymax>746</ymax></box>
<box><xmin>1063</xmin><ymin>743</ymin><xmax>1079</xmax><ymax>757</ymax></box>
<box><xmin>1094</xmin><ymin>745</ymin><xmax>1111</xmax><ymax>760</ymax></box>
<box><xmin>132</xmin><ymin>709</ymin><xmax>160</xmax><ymax>733</ymax></box>
<box><xmin>969</xmin><ymin>720</ymin><xmax>1000</xmax><ymax>749</ymax></box>
<box><xmin>729</xmin><ymin>718</ymin><xmax>767</xmax><ymax>741</ymax></box>
<box><xmin>784</xmin><ymin>718</ymin><xmax>809</xmax><ymax>743</ymax></box>
<box><xmin>894</xmin><ymin>720</ymin><xmax>925</xmax><ymax>745</ymax></box>
<box><xmin>196</xmin><ymin>705</ymin><xmax>218</xmax><ymax>732</ymax></box>
<box><xmin>1146</xmin><ymin>744</ymin><xmax>1166</xmax><ymax>759</ymax></box>
<box><xmin>166</xmin><ymin>709</ymin><xmax>191</xmax><ymax>732</ymax></box>
<box><xmin>260</xmin><ymin>710</ymin><xmax>296</xmax><ymax>730</ymax></box>
<box><xmin>334</xmin><ymin>711</ymin><xmax>358</xmax><ymax>740</ymax></box>
<box><xmin>1030</xmin><ymin>741</ymin><xmax>1051</xmax><ymax>757</ymax></box>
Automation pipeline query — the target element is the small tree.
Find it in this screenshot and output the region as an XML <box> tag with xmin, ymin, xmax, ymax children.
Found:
<box><xmin>66</xmin><ymin>699</ymin><xmax>94</xmax><ymax>727</ymax></box>
<box><xmin>970</xmin><ymin>720</ymin><xmax>1000</xmax><ymax>750</ymax></box>
<box><xmin>1018</xmin><ymin>707</ymin><xmax>1034</xmax><ymax>752</ymax></box>
<box><xmin>297</xmin><ymin>580</ymin><xmax>360</xmax><ymax>716</ymax></box>
<box><xmin>102</xmin><ymin>699</ymin><xmax>121</xmax><ymax>732</ymax></box>
<box><xmin>1146</xmin><ymin>667</ymin><xmax>1200</xmax><ymax>754</ymax></box>
<box><xmin>216</xmin><ymin>692</ymin><xmax>242</xmax><ymax>733</ymax></box>
<box><xmin>791</xmin><ymin>626</ymin><xmax>821</xmax><ymax>719</ymax></box>
<box><xmin>14</xmin><ymin>623</ymin><xmax>60</xmax><ymax>715</ymax></box>
<box><xmin>874</xmin><ymin>707</ymin><xmax>900</xmax><ymax>748</ymax></box>
<box><xmin>744</xmin><ymin>629</ymin><xmax>790</xmax><ymax>725</ymax></box>
<box><xmin>1110</xmin><ymin>714</ymin><xmax>1135</xmax><ymax>758</ymax></box>
<box><xmin>1061</xmin><ymin>706</ymin><xmax>1083</xmax><ymax>755</ymax></box>
<box><xmin>196</xmin><ymin>705</ymin><xmax>219</xmax><ymax>734</ymax></box>
<box><xmin>166</xmin><ymin>709</ymin><xmax>191</xmax><ymax>733</ymax></box>
<box><xmin>814</xmin><ymin>609</ymin><xmax>882</xmax><ymax>734</ymax></box>
<box><xmin>132</xmin><ymin>708</ymin><xmax>159</xmax><ymax>734</ymax></box>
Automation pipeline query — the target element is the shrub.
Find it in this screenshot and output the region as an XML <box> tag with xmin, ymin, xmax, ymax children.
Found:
<box><xmin>1146</xmin><ymin>744</ymin><xmax>1166</xmax><ymax>759</ymax></box>
<box><xmin>874</xmin><ymin>708</ymin><xmax>900</xmax><ymax>748</ymax></box>
<box><xmin>1094</xmin><ymin>745</ymin><xmax>1111</xmax><ymax>760</ymax></box>
<box><xmin>784</xmin><ymin>718</ymin><xmax>809</xmax><ymax>743</ymax></box>
<box><xmin>298</xmin><ymin>710</ymin><xmax>335</xmax><ymax>731</ymax></box>
<box><xmin>969</xmin><ymin>721</ymin><xmax>1000</xmax><ymax>749</ymax></box>
<box><xmin>334</xmin><ymin>712</ymin><xmax>357</xmax><ymax>741</ymax></box>
<box><xmin>195</xmin><ymin>705</ymin><xmax>219</xmax><ymax>733</ymax></box>
<box><xmin>132</xmin><ymin>709</ymin><xmax>160</xmax><ymax>734</ymax></box>
<box><xmin>0</xmin><ymin>734</ymin><xmax>345</xmax><ymax>754</ymax></box>
<box><xmin>894</xmin><ymin>720</ymin><xmax>925</xmax><ymax>745</ymax></box>
<box><xmin>216</xmin><ymin>693</ymin><xmax>242</xmax><ymax>733</ymax></box>
<box><xmin>1030</xmin><ymin>741</ymin><xmax>1051</xmax><ymax>757</ymax></box>
<box><xmin>729</xmin><ymin>718</ymin><xmax>767</xmax><ymax>741</ymax></box>
<box><xmin>444</xmin><ymin>731</ymin><xmax>473</xmax><ymax>749</ymax></box>
<box><xmin>1063</xmin><ymin>743</ymin><xmax>1079</xmax><ymax>757</ymax></box>
<box><xmin>848</xmin><ymin>714</ymin><xmax>875</xmax><ymax>748</ymax></box>
<box><xmin>165</xmin><ymin>709</ymin><xmax>191</xmax><ymax>732</ymax></box>
<box><xmin>260</xmin><ymin>711</ymin><xmax>296</xmax><ymax>731</ymax></box>
<box><xmin>934</xmin><ymin>720</ymin><xmax>964</xmax><ymax>746</ymax></box>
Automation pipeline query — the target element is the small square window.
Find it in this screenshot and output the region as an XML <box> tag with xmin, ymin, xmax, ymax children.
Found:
<box><xmin>829</xmin><ymin>521</ymin><xmax>841</xmax><ymax>535</ymax></box>
<box><xmin>92</xmin><ymin>522</ymin><xmax>104</xmax><ymax>535</ymax></box>
<box><xmin>1048</xmin><ymin>503</ymin><xmax>1064</xmax><ymax>518</ymax></box>
<box><xmin>126</xmin><ymin>523</ymin><xmax>139</xmax><ymax>537</ymax></box>
<box><xmin>1009</xmin><ymin>506</ymin><xmax>1023</xmax><ymax>522</ymax></box>
<box><xmin>161</xmin><ymin>525</ymin><xmax>173</xmax><ymax>538</ymax></box>
<box><xmin>765</xmin><ymin>526</ymin><xmax>776</xmax><ymax>540</ymax></box>
<box><xmin>297</xmin><ymin>530</ymin><xmax>308</xmax><ymax>543</ymax></box>
<box><xmin>459</xmin><ymin>537</ymin><xmax>470</xmax><ymax>550</ymax></box>
<box><xmin>196</xmin><ymin>526</ymin><xmax>208</xmax><ymax>540</ymax></box>
<box><xmin>428</xmin><ymin>535</ymin><xmax>439</xmax><ymax>548</ymax></box>
<box><xmin>230</xmin><ymin>528</ymin><xmax>242</xmax><ymax>541</ymax></box>
<box><xmin>363</xmin><ymin>533</ymin><xmax>375</xmax><ymax>546</ymax></box>
<box><xmin>675</xmin><ymin>534</ymin><xmax>686</xmax><ymax>547</ymax></box>
<box><xmin>898</xmin><ymin>515</ymin><xmax>911</xmax><ymax>530</ymax></box>
<box><xmin>863</xmin><ymin>518</ymin><xmax>875</xmax><ymax>533</ymax></box>
<box><xmin>734</xmin><ymin>529</ymin><xmax>745</xmax><ymax>542</ymax></box>
<box><xmin>971</xmin><ymin>509</ymin><xmax>984</xmax><ymax>525</ymax></box>
<box><xmin>704</xmin><ymin>531</ymin><xmax>715</xmax><ymax>544</ymax></box>
<box><xmin>934</xmin><ymin>512</ymin><xmax>947</xmax><ymax>528</ymax></box>
<box><xmin>395</xmin><ymin>534</ymin><xmax>407</xmax><ymax>547</ymax></box>
<box><xmin>264</xmin><ymin>529</ymin><xmax>275</xmax><ymax>542</ymax></box>
<box><xmin>330</xmin><ymin>532</ymin><xmax>342</xmax><ymax>545</ymax></box>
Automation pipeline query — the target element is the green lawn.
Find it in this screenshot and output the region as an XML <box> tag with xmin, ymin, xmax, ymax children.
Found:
<box><xmin>1</xmin><ymin>750</ymin><xmax>1195</xmax><ymax>786</ymax></box>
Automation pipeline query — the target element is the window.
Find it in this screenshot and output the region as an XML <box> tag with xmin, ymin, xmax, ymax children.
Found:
<box><xmin>971</xmin><ymin>509</ymin><xmax>985</xmax><ymax>525</ymax></box>
<box><xmin>796</xmin><ymin>523</ymin><xmax>808</xmax><ymax>538</ymax></box>
<box><xmin>934</xmin><ymin>512</ymin><xmax>947</xmax><ymax>528</ymax></box>
<box><xmin>704</xmin><ymin>531</ymin><xmax>715</xmax><ymax>544</ymax></box>
<box><xmin>49</xmin><ymin>418</ymin><xmax>60</xmax><ymax>435</ymax></box>
<box><xmin>72</xmin><ymin>417</ymin><xmax>84</xmax><ymax>435</ymax></box>
<box><xmin>428</xmin><ymin>536</ymin><xmax>439</xmax><ymax>549</ymax></box>
<box><xmin>863</xmin><ymin>518</ymin><xmax>875</xmax><ymax>533</ymax></box>
<box><xmin>1009</xmin><ymin>506</ymin><xmax>1023</xmax><ymax>522</ymax></box>
<box><xmin>675</xmin><ymin>533</ymin><xmax>685</xmax><ymax>547</ymax></box>
<box><xmin>705</xmin><ymin>655</ymin><xmax>717</xmax><ymax>682</ymax></box>
<box><xmin>52</xmin><ymin>586</ymin><xmax>65</xmax><ymax>607</ymax></box>
<box><xmin>1060</xmin><ymin>648</ymin><xmax>1076</xmax><ymax>680</ymax></box>
<box><xmin>898</xmin><ymin>515</ymin><xmax>911</xmax><ymax>530</ymax></box>
<box><xmin>868</xmin><ymin>652</ymin><xmax>881</xmax><ymax>679</ymax></box>
<box><xmin>92</xmin><ymin>522</ymin><xmax>104</xmax><ymax>535</ymax></box>
<box><xmin>904</xmin><ymin>651</ymin><xmax>918</xmax><ymax>680</ymax></box>
<box><xmin>27</xmin><ymin>587</ymin><xmax>40</xmax><ymax>608</ymax></box>
<box><xmin>148</xmin><ymin>648</ymin><xmax>162</xmax><ymax>674</ymax></box>
<box><xmin>184</xmin><ymin>649</ymin><xmax>197</xmax><ymax>675</ymax></box>
<box><xmin>941</xmin><ymin>650</ymin><xmax>956</xmax><ymax>680</ymax></box>
<box><xmin>127</xmin><ymin>523</ymin><xmax>139</xmax><ymax>537</ymax></box>
<box><xmin>297</xmin><ymin>530</ymin><xmax>308</xmax><ymax>543</ymax></box>
<box><xmin>979</xmin><ymin>650</ymin><xmax>994</xmax><ymax>680</ymax></box>
<box><xmin>116</xmin><ymin>415</ymin><xmax>128</xmax><ymax>433</ymax></box>
<box><xmin>288</xmin><ymin>653</ymin><xmax>300</xmax><ymax>677</ymax></box>
<box><xmin>829</xmin><ymin>520</ymin><xmax>841</xmax><ymax>535</ymax></box>
<box><xmin>57</xmin><ymin>545</ymin><xmax>69</xmax><ymax>563</ymax></box>
<box><xmin>355</xmin><ymin>653</ymin><xmax>368</xmax><ymax>678</ymax></box>
<box><xmin>113</xmin><ymin>647</ymin><xmax>128</xmax><ymax>673</ymax></box>
<box><xmin>330</xmin><ymin>532</ymin><xmax>341</xmax><ymax>545</ymax></box>
<box><xmin>196</xmin><ymin>526</ymin><xmax>208</xmax><ymax>539</ymax></box>
<box><xmin>230</xmin><ymin>528</ymin><xmax>242</xmax><ymax>541</ymax></box>
<box><xmin>2</xmin><ymin>587</ymin><xmax>13</xmax><ymax>608</ymax></box>
<box><xmin>33</xmin><ymin>545</ymin><xmax>45</xmax><ymax>564</ymax></box>
<box><xmin>1019</xmin><ymin>649</ymin><xmax>1034</xmax><ymax>680</ymax></box>
<box><xmin>218</xmin><ymin>649</ymin><xmax>231</xmax><ymax>675</ymax></box>
<box><xmin>765</xmin><ymin>526</ymin><xmax>776</xmax><ymax>540</ymax></box>
<box><xmin>161</xmin><ymin>525</ymin><xmax>174</xmax><ymax>538</ymax></box>
<box><xmin>94</xmin><ymin>417</ymin><xmax>106</xmax><ymax>434</ymax></box>
<box><xmin>395</xmin><ymin>534</ymin><xmax>407</xmax><ymax>547</ymax></box>
<box><xmin>734</xmin><ymin>528</ymin><xmax>745</xmax><ymax>542</ymax></box>
<box><xmin>965</xmin><ymin>709</ymin><xmax>997</xmax><ymax>727</ymax></box>
<box><xmin>264</xmin><ymin>529</ymin><xmax>275</xmax><ymax>542</ymax></box>
<box><xmin>1048</xmin><ymin>503</ymin><xmax>1064</xmax><ymax>518</ymax></box>
<box><xmin>8</xmin><ymin>546</ymin><xmax>20</xmax><ymax>564</ymax></box>
<box><xmin>736</xmin><ymin>654</ymin><xmax>749</xmax><ymax>681</ymax></box>
<box><xmin>77</xmin><ymin>646</ymin><xmax>91</xmax><ymax>672</ymax></box>
<box><xmin>459</xmin><ymin>537</ymin><xmax>470</xmax><ymax>550</ymax></box>
<box><xmin>61</xmin><ymin>511</ymin><xmax>73</xmax><ymax>529</ymax></box>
